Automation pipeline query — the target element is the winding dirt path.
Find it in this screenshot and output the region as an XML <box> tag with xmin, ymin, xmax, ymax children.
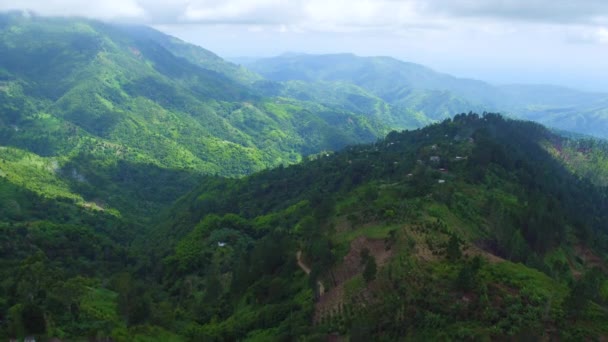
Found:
<box><xmin>296</xmin><ymin>250</ymin><xmax>311</xmax><ymax>274</ymax></box>
<box><xmin>296</xmin><ymin>250</ymin><xmax>325</xmax><ymax>295</ymax></box>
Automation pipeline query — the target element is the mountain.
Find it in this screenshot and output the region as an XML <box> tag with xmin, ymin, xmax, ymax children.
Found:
<box><xmin>113</xmin><ymin>25</ymin><xmax>262</xmax><ymax>85</ymax></box>
<box><xmin>134</xmin><ymin>114</ymin><xmax>608</xmax><ymax>340</ymax></box>
<box><xmin>0</xmin><ymin>14</ymin><xmax>386</xmax><ymax>176</ymax></box>
<box><xmin>245</xmin><ymin>53</ymin><xmax>608</xmax><ymax>138</ymax></box>
<box><xmin>246</xmin><ymin>53</ymin><xmax>492</xmax><ymax>127</ymax></box>
<box><xmin>0</xmin><ymin>13</ymin><xmax>389</xmax><ymax>220</ymax></box>
<box><xmin>247</xmin><ymin>53</ymin><xmax>498</xmax><ymax>103</ymax></box>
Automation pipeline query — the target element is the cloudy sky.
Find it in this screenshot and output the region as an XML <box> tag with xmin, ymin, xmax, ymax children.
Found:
<box><xmin>2</xmin><ymin>0</ymin><xmax>608</xmax><ymax>91</ymax></box>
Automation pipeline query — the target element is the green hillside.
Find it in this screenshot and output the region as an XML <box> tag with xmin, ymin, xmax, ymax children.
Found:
<box><xmin>0</xmin><ymin>13</ymin><xmax>390</xmax><ymax>220</ymax></box>
<box><xmin>246</xmin><ymin>53</ymin><xmax>499</xmax><ymax>104</ymax></box>
<box><xmin>150</xmin><ymin>115</ymin><xmax>608</xmax><ymax>340</ymax></box>
<box><xmin>141</xmin><ymin>114</ymin><xmax>608</xmax><ymax>340</ymax></box>
<box><xmin>3</xmin><ymin>113</ymin><xmax>599</xmax><ymax>340</ymax></box>
<box><xmin>246</xmin><ymin>53</ymin><xmax>492</xmax><ymax>128</ymax></box>
<box><xmin>0</xmin><ymin>13</ymin><xmax>386</xmax><ymax>177</ymax></box>
<box><xmin>0</xmin><ymin>18</ymin><xmax>393</xmax><ymax>341</ymax></box>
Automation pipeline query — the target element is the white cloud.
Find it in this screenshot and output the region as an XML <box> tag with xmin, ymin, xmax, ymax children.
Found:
<box><xmin>179</xmin><ymin>0</ymin><xmax>292</xmax><ymax>24</ymax></box>
<box><xmin>2</xmin><ymin>0</ymin><xmax>606</xmax><ymax>28</ymax></box>
<box><xmin>0</xmin><ymin>0</ymin><xmax>606</xmax><ymax>43</ymax></box>
<box><xmin>0</xmin><ymin>0</ymin><xmax>145</xmax><ymax>20</ymax></box>
<box><xmin>566</xmin><ymin>26</ymin><xmax>608</xmax><ymax>44</ymax></box>
<box><xmin>598</xmin><ymin>27</ymin><xmax>608</xmax><ymax>43</ymax></box>
<box><xmin>2</xmin><ymin>0</ymin><xmax>608</xmax><ymax>91</ymax></box>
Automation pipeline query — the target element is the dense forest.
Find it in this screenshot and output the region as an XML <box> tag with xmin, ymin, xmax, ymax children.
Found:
<box><xmin>3</xmin><ymin>113</ymin><xmax>608</xmax><ymax>340</ymax></box>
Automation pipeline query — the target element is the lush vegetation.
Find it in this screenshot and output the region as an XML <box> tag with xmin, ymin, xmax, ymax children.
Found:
<box><xmin>145</xmin><ymin>113</ymin><xmax>608</xmax><ymax>340</ymax></box>
<box><xmin>5</xmin><ymin>113</ymin><xmax>607</xmax><ymax>340</ymax></box>
<box><xmin>0</xmin><ymin>12</ymin><xmax>393</xmax><ymax>223</ymax></box>
<box><xmin>0</xmin><ymin>13</ymin><xmax>387</xmax><ymax>182</ymax></box>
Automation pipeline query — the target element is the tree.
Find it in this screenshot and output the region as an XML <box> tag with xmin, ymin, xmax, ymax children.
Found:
<box><xmin>508</xmin><ymin>230</ymin><xmax>529</xmax><ymax>262</ymax></box>
<box><xmin>363</xmin><ymin>256</ymin><xmax>377</xmax><ymax>283</ymax></box>
<box><xmin>446</xmin><ymin>235</ymin><xmax>462</xmax><ymax>261</ymax></box>
<box><xmin>298</xmin><ymin>215</ymin><xmax>317</xmax><ymax>239</ymax></box>
<box><xmin>455</xmin><ymin>256</ymin><xmax>482</xmax><ymax>291</ymax></box>
<box><xmin>565</xmin><ymin>268</ymin><xmax>605</xmax><ymax>319</ymax></box>
<box><xmin>21</xmin><ymin>304</ymin><xmax>46</xmax><ymax>335</ymax></box>
<box><xmin>360</xmin><ymin>248</ymin><xmax>370</xmax><ymax>265</ymax></box>
<box><xmin>112</xmin><ymin>272</ymin><xmax>150</xmax><ymax>326</ymax></box>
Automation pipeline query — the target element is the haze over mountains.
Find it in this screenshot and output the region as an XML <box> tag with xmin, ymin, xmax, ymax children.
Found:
<box><xmin>2</xmin><ymin>11</ymin><xmax>608</xmax><ymax>341</ymax></box>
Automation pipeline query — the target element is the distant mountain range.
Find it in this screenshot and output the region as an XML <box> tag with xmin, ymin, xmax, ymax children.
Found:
<box><xmin>243</xmin><ymin>53</ymin><xmax>608</xmax><ymax>138</ymax></box>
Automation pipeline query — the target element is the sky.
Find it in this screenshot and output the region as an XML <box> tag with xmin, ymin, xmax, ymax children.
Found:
<box><xmin>1</xmin><ymin>0</ymin><xmax>608</xmax><ymax>92</ymax></box>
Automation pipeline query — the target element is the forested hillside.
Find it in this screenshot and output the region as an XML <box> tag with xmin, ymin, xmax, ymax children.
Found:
<box><xmin>137</xmin><ymin>113</ymin><xmax>608</xmax><ymax>340</ymax></box>
<box><xmin>0</xmin><ymin>12</ymin><xmax>386</xmax><ymax>178</ymax></box>
<box><xmin>5</xmin><ymin>113</ymin><xmax>607</xmax><ymax>340</ymax></box>
<box><xmin>0</xmin><ymin>12</ymin><xmax>391</xmax><ymax>222</ymax></box>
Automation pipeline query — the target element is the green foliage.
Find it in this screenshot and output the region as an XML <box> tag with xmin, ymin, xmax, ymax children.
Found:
<box><xmin>0</xmin><ymin>15</ymin><xmax>387</xmax><ymax>184</ymax></box>
<box><xmin>446</xmin><ymin>234</ymin><xmax>462</xmax><ymax>261</ymax></box>
<box><xmin>362</xmin><ymin>256</ymin><xmax>377</xmax><ymax>283</ymax></box>
<box><xmin>147</xmin><ymin>113</ymin><xmax>608</xmax><ymax>340</ymax></box>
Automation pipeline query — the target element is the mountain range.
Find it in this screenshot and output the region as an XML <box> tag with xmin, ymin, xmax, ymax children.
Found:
<box><xmin>244</xmin><ymin>52</ymin><xmax>608</xmax><ymax>138</ymax></box>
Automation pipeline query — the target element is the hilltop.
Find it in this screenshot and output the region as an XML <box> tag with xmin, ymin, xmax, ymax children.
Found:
<box><xmin>137</xmin><ymin>113</ymin><xmax>608</xmax><ymax>340</ymax></box>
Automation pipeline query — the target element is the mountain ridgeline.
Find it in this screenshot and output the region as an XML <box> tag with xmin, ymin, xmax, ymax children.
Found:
<box><xmin>1</xmin><ymin>11</ymin><xmax>608</xmax><ymax>341</ymax></box>
<box><xmin>0</xmin><ymin>12</ymin><xmax>386</xmax><ymax>175</ymax></box>
<box><xmin>0</xmin><ymin>13</ymin><xmax>388</xmax><ymax>221</ymax></box>
<box><xmin>246</xmin><ymin>53</ymin><xmax>608</xmax><ymax>138</ymax></box>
